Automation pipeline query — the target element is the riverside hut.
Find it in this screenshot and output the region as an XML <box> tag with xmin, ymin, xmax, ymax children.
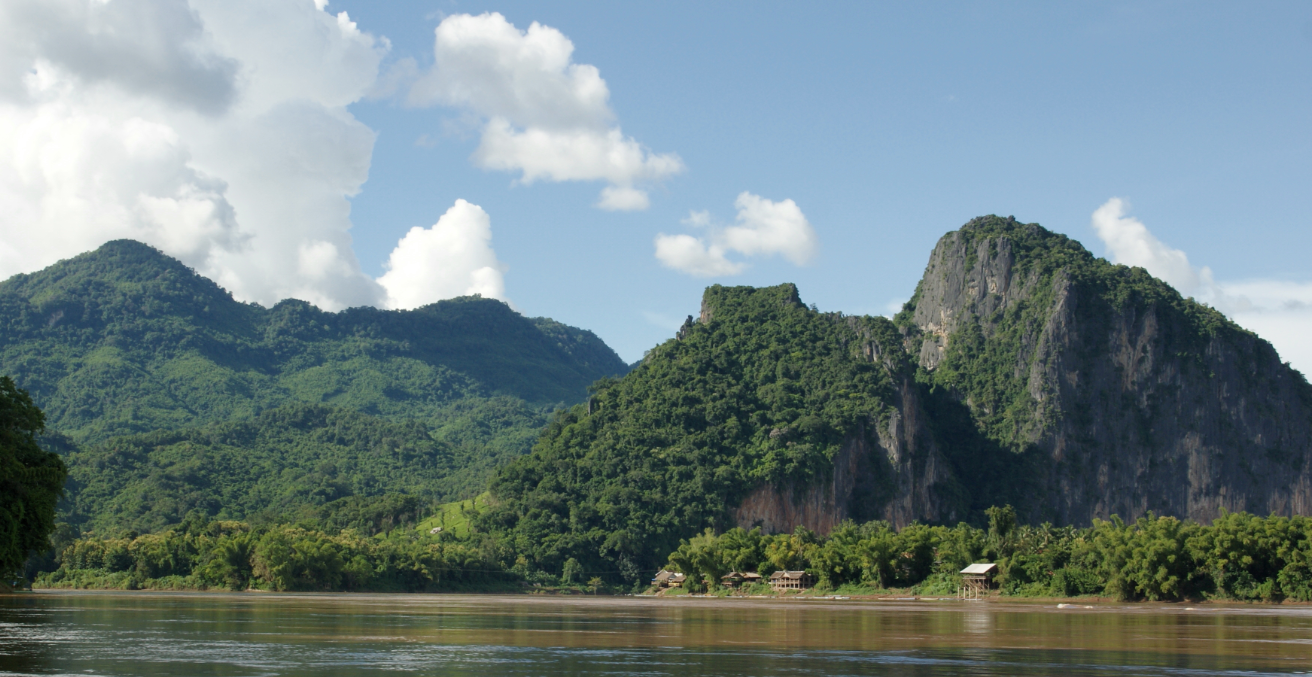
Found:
<box><xmin>768</xmin><ymin>570</ymin><xmax>813</xmax><ymax>591</ymax></box>
<box><xmin>958</xmin><ymin>563</ymin><xmax>997</xmax><ymax>599</ymax></box>
<box><xmin>652</xmin><ymin>570</ymin><xmax>687</xmax><ymax>588</ymax></box>
<box><xmin>719</xmin><ymin>571</ymin><xmax>763</xmax><ymax>588</ymax></box>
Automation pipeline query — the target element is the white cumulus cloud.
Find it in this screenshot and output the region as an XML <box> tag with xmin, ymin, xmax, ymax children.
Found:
<box><xmin>0</xmin><ymin>0</ymin><xmax>393</xmax><ymax>311</ymax></box>
<box><xmin>407</xmin><ymin>12</ymin><xmax>682</xmax><ymax>211</ymax></box>
<box><xmin>655</xmin><ymin>192</ymin><xmax>818</xmax><ymax>277</ymax></box>
<box><xmin>378</xmin><ymin>199</ymin><xmax>508</xmax><ymax>310</ymax></box>
<box><xmin>1091</xmin><ymin>198</ymin><xmax>1211</xmax><ymax>296</ymax></box>
<box><xmin>654</xmin><ymin>234</ymin><xmax>744</xmax><ymax>277</ymax></box>
<box><xmin>1091</xmin><ymin>197</ymin><xmax>1312</xmax><ymax>375</ymax></box>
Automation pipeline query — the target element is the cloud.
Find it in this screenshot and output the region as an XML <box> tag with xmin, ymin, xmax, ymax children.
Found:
<box><xmin>655</xmin><ymin>192</ymin><xmax>818</xmax><ymax>277</ymax></box>
<box><xmin>0</xmin><ymin>0</ymin><xmax>239</xmax><ymax>114</ymax></box>
<box><xmin>597</xmin><ymin>185</ymin><xmax>649</xmax><ymax>211</ymax></box>
<box><xmin>1091</xmin><ymin>198</ymin><xmax>1210</xmax><ymax>296</ymax></box>
<box><xmin>378</xmin><ymin>199</ymin><xmax>508</xmax><ymax>310</ymax></box>
<box><xmin>1091</xmin><ymin>197</ymin><xmax>1312</xmax><ymax>375</ymax></box>
<box><xmin>0</xmin><ymin>0</ymin><xmax>394</xmax><ymax>311</ymax></box>
<box><xmin>654</xmin><ymin>234</ymin><xmax>744</xmax><ymax>277</ymax></box>
<box><xmin>407</xmin><ymin>12</ymin><xmax>682</xmax><ymax>210</ymax></box>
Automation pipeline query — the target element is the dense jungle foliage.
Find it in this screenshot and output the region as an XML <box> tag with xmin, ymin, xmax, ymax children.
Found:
<box><xmin>480</xmin><ymin>283</ymin><xmax>916</xmax><ymax>576</ymax></box>
<box><xmin>35</xmin><ymin>507</ymin><xmax>1312</xmax><ymax>602</ymax></box>
<box><xmin>0</xmin><ymin>239</ymin><xmax>627</xmax><ymax>443</ymax></box>
<box><xmin>660</xmin><ymin>507</ymin><xmax>1312</xmax><ymax>602</ymax></box>
<box><xmin>1</xmin><ymin>377</ymin><xmax>66</xmax><ymax>582</ymax></box>
<box><xmin>54</xmin><ymin>403</ymin><xmax>533</xmax><ymax>535</ymax></box>
<box><xmin>36</xmin><ymin>508</ymin><xmax>519</xmax><ymax>592</ymax></box>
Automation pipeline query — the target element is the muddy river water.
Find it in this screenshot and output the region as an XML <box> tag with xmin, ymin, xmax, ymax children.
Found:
<box><xmin>2</xmin><ymin>592</ymin><xmax>1310</xmax><ymax>675</ymax></box>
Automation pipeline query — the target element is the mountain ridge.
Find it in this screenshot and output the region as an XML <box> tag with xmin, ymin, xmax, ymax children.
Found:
<box><xmin>0</xmin><ymin>239</ymin><xmax>628</xmax><ymax>442</ymax></box>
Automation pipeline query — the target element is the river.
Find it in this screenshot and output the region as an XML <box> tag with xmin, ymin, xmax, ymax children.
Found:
<box><xmin>2</xmin><ymin>592</ymin><xmax>1310</xmax><ymax>675</ymax></box>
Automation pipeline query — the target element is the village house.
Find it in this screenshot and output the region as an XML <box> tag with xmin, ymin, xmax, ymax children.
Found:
<box><xmin>652</xmin><ymin>570</ymin><xmax>687</xmax><ymax>588</ymax></box>
<box><xmin>768</xmin><ymin>570</ymin><xmax>813</xmax><ymax>591</ymax></box>
<box><xmin>719</xmin><ymin>571</ymin><xmax>763</xmax><ymax>588</ymax></box>
<box><xmin>958</xmin><ymin>563</ymin><xmax>997</xmax><ymax>599</ymax></box>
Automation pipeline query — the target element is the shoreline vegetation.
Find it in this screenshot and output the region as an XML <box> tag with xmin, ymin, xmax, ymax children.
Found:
<box><xmin>26</xmin><ymin>505</ymin><xmax>1312</xmax><ymax>605</ymax></box>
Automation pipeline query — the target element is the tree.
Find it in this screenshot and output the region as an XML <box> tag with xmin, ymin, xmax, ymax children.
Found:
<box><xmin>562</xmin><ymin>557</ymin><xmax>583</xmax><ymax>585</ymax></box>
<box><xmin>0</xmin><ymin>377</ymin><xmax>67</xmax><ymax>583</ymax></box>
<box><xmin>587</xmin><ymin>576</ymin><xmax>603</xmax><ymax>595</ymax></box>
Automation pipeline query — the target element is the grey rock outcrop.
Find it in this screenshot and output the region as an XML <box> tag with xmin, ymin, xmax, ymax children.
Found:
<box><xmin>905</xmin><ymin>216</ymin><xmax>1312</xmax><ymax>525</ymax></box>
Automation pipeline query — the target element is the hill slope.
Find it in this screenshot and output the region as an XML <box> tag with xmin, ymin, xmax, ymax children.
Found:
<box><xmin>0</xmin><ymin>239</ymin><xmax>628</xmax><ymax>443</ymax></box>
<box><xmin>480</xmin><ymin>216</ymin><xmax>1312</xmax><ymax>573</ymax></box>
<box><xmin>56</xmin><ymin>403</ymin><xmax>511</xmax><ymax>534</ymax></box>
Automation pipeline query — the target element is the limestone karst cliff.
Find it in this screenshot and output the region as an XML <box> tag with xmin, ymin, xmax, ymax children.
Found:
<box><xmin>903</xmin><ymin>216</ymin><xmax>1312</xmax><ymax>525</ymax></box>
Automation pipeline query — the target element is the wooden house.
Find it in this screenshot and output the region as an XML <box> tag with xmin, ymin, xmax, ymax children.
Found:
<box><xmin>768</xmin><ymin>570</ymin><xmax>813</xmax><ymax>591</ymax></box>
<box><xmin>720</xmin><ymin>571</ymin><xmax>763</xmax><ymax>588</ymax></box>
<box><xmin>652</xmin><ymin>570</ymin><xmax>687</xmax><ymax>588</ymax></box>
<box><xmin>958</xmin><ymin>563</ymin><xmax>997</xmax><ymax>599</ymax></box>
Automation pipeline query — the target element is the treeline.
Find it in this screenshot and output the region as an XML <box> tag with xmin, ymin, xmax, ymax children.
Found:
<box><xmin>662</xmin><ymin>507</ymin><xmax>1312</xmax><ymax>602</ymax></box>
<box><xmin>35</xmin><ymin>506</ymin><xmax>1312</xmax><ymax>602</ymax></box>
<box><xmin>36</xmin><ymin>505</ymin><xmax>520</xmax><ymax>593</ymax></box>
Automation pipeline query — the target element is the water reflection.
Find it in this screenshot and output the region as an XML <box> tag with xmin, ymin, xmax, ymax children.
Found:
<box><xmin>1</xmin><ymin>592</ymin><xmax>1310</xmax><ymax>676</ymax></box>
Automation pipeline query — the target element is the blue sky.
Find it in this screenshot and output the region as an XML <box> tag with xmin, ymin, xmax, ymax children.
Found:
<box><xmin>2</xmin><ymin>1</ymin><xmax>1310</xmax><ymax>367</ymax></box>
<box><xmin>340</xmin><ymin>0</ymin><xmax>1312</xmax><ymax>363</ymax></box>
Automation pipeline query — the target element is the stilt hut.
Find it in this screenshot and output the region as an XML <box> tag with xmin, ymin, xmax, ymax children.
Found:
<box><xmin>652</xmin><ymin>570</ymin><xmax>687</xmax><ymax>588</ymax></box>
<box><xmin>958</xmin><ymin>563</ymin><xmax>997</xmax><ymax>599</ymax></box>
<box><xmin>769</xmin><ymin>570</ymin><xmax>813</xmax><ymax>591</ymax></box>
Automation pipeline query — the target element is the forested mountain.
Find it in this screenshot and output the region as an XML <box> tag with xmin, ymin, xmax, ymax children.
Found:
<box><xmin>0</xmin><ymin>239</ymin><xmax>628</xmax><ymax>442</ymax></box>
<box><xmin>0</xmin><ymin>240</ymin><xmax>627</xmax><ymax>535</ymax></box>
<box><xmin>480</xmin><ymin>216</ymin><xmax>1312</xmax><ymax>575</ymax></box>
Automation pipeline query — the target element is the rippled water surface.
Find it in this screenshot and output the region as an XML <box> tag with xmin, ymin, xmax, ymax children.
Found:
<box><xmin>2</xmin><ymin>592</ymin><xmax>1311</xmax><ymax>676</ymax></box>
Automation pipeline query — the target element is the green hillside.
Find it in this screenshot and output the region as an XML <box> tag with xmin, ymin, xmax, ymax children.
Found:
<box><xmin>0</xmin><ymin>239</ymin><xmax>628</xmax><ymax>539</ymax></box>
<box><xmin>0</xmin><ymin>239</ymin><xmax>628</xmax><ymax>443</ymax></box>
<box><xmin>56</xmin><ymin>403</ymin><xmax>517</xmax><ymax>534</ymax></box>
<box><xmin>480</xmin><ymin>283</ymin><xmax>915</xmax><ymax>573</ymax></box>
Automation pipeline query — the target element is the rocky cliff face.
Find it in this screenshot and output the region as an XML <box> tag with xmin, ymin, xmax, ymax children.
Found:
<box><xmin>727</xmin><ymin>216</ymin><xmax>1312</xmax><ymax>532</ymax></box>
<box><xmin>904</xmin><ymin>216</ymin><xmax>1312</xmax><ymax>525</ymax></box>
<box><xmin>728</xmin><ymin>309</ymin><xmax>966</xmax><ymax>533</ymax></box>
<box><xmin>732</xmin><ymin>376</ymin><xmax>963</xmax><ymax>533</ymax></box>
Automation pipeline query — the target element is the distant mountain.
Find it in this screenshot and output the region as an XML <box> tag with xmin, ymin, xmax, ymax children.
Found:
<box><xmin>0</xmin><ymin>240</ymin><xmax>629</xmax><ymax>533</ymax></box>
<box><xmin>479</xmin><ymin>216</ymin><xmax>1312</xmax><ymax>574</ymax></box>
<box><xmin>0</xmin><ymin>239</ymin><xmax>628</xmax><ymax>443</ymax></box>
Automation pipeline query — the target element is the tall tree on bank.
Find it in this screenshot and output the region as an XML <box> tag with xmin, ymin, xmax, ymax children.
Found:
<box><xmin>0</xmin><ymin>376</ymin><xmax>66</xmax><ymax>582</ymax></box>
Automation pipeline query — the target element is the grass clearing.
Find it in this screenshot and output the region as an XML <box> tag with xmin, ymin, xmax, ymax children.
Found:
<box><xmin>415</xmin><ymin>492</ymin><xmax>491</xmax><ymax>538</ymax></box>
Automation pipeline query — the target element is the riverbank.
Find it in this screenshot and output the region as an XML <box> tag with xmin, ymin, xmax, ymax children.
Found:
<box><xmin>21</xmin><ymin>579</ymin><xmax>1312</xmax><ymax>607</ymax></box>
